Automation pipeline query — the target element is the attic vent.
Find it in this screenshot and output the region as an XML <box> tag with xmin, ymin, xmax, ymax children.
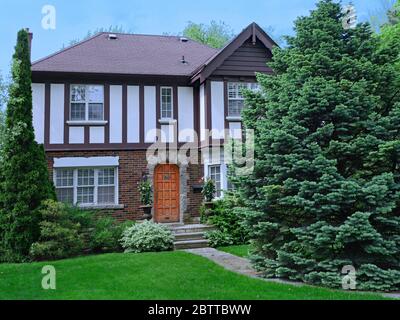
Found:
<box><xmin>108</xmin><ymin>34</ymin><xmax>118</xmax><ymax>40</ymax></box>
<box><xmin>180</xmin><ymin>37</ymin><xmax>189</xmax><ymax>43</ymax></box>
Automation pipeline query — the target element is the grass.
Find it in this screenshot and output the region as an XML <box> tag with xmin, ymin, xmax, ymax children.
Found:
<box><xmin>0</xmin><ymin>251</ymin><xmax>389</xmax><ymax>300</ymax></box>
<box><xmin>218</xmin><ymin>245</ymin><xmax>251</xmax><ymax>258</ymax></box>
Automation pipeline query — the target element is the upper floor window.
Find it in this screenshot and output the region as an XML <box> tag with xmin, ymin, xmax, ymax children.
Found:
<box><xmin>160</xmin><ymin>87</ymin><xmax>173</xmax><ymax>120</ymax></box>
<box><xmin>70</xmin><ymin>85</ymin><xmax>104</xmax><ymax>121</ymax></box>
<box><xmin>227</xmin><ymin>82</ymin><xmax>260</xmax><ymax>117</ymax></box>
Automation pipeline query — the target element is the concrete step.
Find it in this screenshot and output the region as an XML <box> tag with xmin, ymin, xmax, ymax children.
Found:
<box><xmin>170</xmin><ymin>224</ymin><xmax>215</xmax><ymax>234</ymax></box>
<box><xmin>174</xmin><ymin>232</ymin><xmax>205</xmax><ymax>241</ymax></box>
<box><xmin>174</xmin><ymin>239</ymin><xmax>209</xmax><ymax>250</ymax></box>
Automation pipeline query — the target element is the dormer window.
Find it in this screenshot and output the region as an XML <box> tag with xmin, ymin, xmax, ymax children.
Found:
<box><xmin>70</xmin><ymin>85</ymin><xmax>104</xmax><ymax>122</ymax></box>
<box><xmin>160</xmin><ymin>87</ymin><xmax>173</xmax><ymax>120</ymax></box>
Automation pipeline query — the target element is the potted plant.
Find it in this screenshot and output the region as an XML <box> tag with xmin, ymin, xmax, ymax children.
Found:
<box><xmin>202</xmin><ymin>178</ymin><xmax>216</xmax><ymax>209</ymax></box>
<box><xmin>138</xmin><ymin>177</ymin><xmax>153</xmax><ymax>220</ymax></box>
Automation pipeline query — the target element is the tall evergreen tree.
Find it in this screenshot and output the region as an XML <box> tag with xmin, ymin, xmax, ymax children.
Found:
<box><xmin>0</xmin><ymin>30</ymin><xmax>55</xmax><ymax>263</ymax></box>
<box><xmin>237</xmin><ymin>0</ymin><xmax>400</xmax><ymax>291</ymax></box>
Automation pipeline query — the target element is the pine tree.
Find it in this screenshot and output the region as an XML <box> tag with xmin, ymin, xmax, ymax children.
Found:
<box><xmin>237</xmin><ymin>0</ymin><xmax>400</xmax><ymax>291</ymax></box>
<box><xmin>0</xmin><ymin>29</ymin><xmax>55</xmax><ymax>263</ymax></box>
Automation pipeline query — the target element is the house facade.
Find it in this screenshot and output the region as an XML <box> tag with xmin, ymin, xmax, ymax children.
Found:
<box><xmin>30</xmin><ymin>23</ymin><xmax>275</xmax><ymax>224</ymax></box>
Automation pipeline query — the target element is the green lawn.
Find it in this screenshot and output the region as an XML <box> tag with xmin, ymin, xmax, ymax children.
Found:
<box><xmin>0</xmin><ymin>251</ymin><xmax>389</xmax><ymax>300</ymax></box>
<box><xmin>218</xmin><ymin>245</ymin><xmax>251</xmax><ymax>258</ymax></box>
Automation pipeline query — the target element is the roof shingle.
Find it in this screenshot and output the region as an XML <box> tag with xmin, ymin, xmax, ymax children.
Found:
<box><xmin>32</xmin><ymin>33</ymin><xmax>218</xmax><ymax>76</ymax></box>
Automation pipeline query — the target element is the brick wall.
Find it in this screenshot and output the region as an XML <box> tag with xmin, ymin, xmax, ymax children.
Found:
<box><xmin>46</xmin><ymin>150</ymin><xmax>204</xmax><ymax>222</ymax></box>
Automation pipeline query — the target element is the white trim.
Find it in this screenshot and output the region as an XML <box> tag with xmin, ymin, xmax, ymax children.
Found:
<box><xmin>79</xmin><ymin>204</ymin><xmax>124</xmax><ymax>210</ymax></box>
<box><xmin>67</xmin><ymin>120</ymin><xmax>108</xmax><ymax>126</ymax></box>
<box><xmin>54</xmin><ymin>156</ymin><xmax>119</xmax><ymax>168</ymax></box>
<box><xmin>158</xmin><ymin>119</ymin><xmax>177</xmax><ymax>125</ymax></box>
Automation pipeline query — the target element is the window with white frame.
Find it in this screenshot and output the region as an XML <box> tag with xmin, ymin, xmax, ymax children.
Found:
<box><xmin>55</xmin><ymin>167</ymin><xmax>117</xmax><ymax>206</ymax></box>
<box><xmin>227</xmin><ymin>82</ymin><xmax>260</xmax><ymax>117</ymax></box>
<box><xmin>160</xmin><ymin>87</ymin><xmax>173</xmax><ymax>119</ymax></box>
<box><xmin>208</xmin><ymin>165</ymin><xmax>222</xmax><ymax>198</ymax></box>
<box><xmin>70</xmin><ymin>85</ymin><xmax>104</xmax><ymax>121</ymax></box>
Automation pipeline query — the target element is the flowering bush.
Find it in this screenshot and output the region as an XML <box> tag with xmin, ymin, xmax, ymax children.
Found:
<box><xmin>120</xmin><ymin>221</ymin><xmax>174</xmax><ymax>253</ymax></box>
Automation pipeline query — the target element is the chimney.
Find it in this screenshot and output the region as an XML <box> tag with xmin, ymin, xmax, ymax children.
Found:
<box><xmin>25</xmin><ymin>28</ymin><xmax>33</xmax><ymax>60</ymax></box>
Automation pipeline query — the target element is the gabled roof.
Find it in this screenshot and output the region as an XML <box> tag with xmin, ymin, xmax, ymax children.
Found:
<box><xmin>32</xmin><ymin>33</ymin><xmax>218</xmax><ymax>77</ymax></box>
<box><xmin>190</xmin><ymin>23</ymin><xmax>277</xmax><ymax>83</ymax></box>
<box><xmin>31</xmin><ymin>23</ymin><xmax>276</xmax><ymax>81</ymax></box>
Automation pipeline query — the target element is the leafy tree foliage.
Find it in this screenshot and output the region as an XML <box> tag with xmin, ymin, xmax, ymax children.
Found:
<box><xmin>387</xmin><ymin>0</ymin><xmax>400</xmax><ymax>25</ymax></box>
<box><xmin>0</xmin><ymin>30</ymin><xmax>56</xmax><ymax>262</ymax></box>
<box><xmin>379</xmin><ymin>0</ymin><xmax>400</xmax><ymax>71</ymax></box>
<box><xmin>237</xmin><ymin>0</ymin><xmax>400</xmax><ymax>291</ymax></box>
<box><xmin>182</xmin><ymin>21</ymin><xmax>235</xmax><ymax>48</ymax></box>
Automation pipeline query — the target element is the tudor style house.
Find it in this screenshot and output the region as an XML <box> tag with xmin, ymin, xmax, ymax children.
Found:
<box><xmin>30</xmin><ymin>23</ymin><xmax>276</xmax><ymax>224</ymax></box>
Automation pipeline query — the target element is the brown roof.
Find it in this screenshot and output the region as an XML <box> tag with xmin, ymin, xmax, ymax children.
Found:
<box><xmin>32</xmin><ymin>33</ymin><xmax>218</xmax><ymax>76</ymax></box>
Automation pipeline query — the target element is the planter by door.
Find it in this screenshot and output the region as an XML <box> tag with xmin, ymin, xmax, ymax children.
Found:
<box><xmin>154</xmin><ymin>164</ymin><xmax>180</xmax><ymax>223</ymax></box>
<box><xmin>140</xmin><ymin>205</ymin><xmax>153</xmax><ymax>221</ymax></box>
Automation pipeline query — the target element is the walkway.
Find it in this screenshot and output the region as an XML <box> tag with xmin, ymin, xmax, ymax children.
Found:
<box><xmin>185</xmin><ymin>247</ymin><xmax>400</xmax><ymax>299</ymax></box>
<box><xmin>185</xmin><ymin>247</ymin><xmax>300</xmax><ymax>285</ymax></box>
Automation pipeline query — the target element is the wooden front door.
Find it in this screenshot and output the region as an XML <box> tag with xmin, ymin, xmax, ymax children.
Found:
<box><xmin>154</xmin><ymin>164</ymin><xmax>180</xmax><ymax>223</ymax></box>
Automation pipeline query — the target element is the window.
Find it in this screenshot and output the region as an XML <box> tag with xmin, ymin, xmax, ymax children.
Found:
<box><xmin>160</xmin><ymin>87</ymin><xmax>173</xmax><ymax>119</ymax></box>
<box><xmin>55</xmin><ymin>169</ymin><xmax>74</xmax><ymax>204</ymax></box>
<box><xmin>77</xmin><ymin>169</ymin><xmax>95</xmax><ymax>204</ymax></box>
<box><xmin>98</xmin><ymin>168</ymin><xmax>116</xmax><ymax>204</ymax></box>
<box><xmin>208</xmin><ymin>165</ymin><xmax>222</xmax><ymax>198</ymax></box>
<box><xmin>70</xmin><ymin>85</ymin><xmax>104</xmax><ymax>121</ymax></box>
<box><xmin>227</xmin><ymin>82</ymin><xmax>260</xmax><ymax>117</ymax></box>
<box><xmin>54</xmin><ymin>167</ymin><xmax>117</xmax><ymax>206</ymax></box>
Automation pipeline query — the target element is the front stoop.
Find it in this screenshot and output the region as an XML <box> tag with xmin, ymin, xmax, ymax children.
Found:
<box><xmin>167</xmin><ymin>224</ymin><xmax>215</xmax><ymax>250</ymax></box>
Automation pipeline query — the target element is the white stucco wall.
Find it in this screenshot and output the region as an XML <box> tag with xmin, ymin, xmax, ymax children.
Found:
<box><xmin>178</xmin><ymin>86</ymin><xmax>194</xmax><ymax>143</ymax></box>
<box><xmin>211</xmin><ymin>81</ymin><xmax>225</xmax><ymax>139</ymax></box>
<box><xmin>127</xmin><ymin>85</ymin><xmax>140</xmax><ymax>143</ymax></box>
<box><xmin>89</xmin><ymin>126</ymin><xmax>105</xmax><ymax>144</ymax></box>
<box><xmin>109</xmin><ymin>85</ymin><xmax>123</xmax><ymax>143</ymax></box>
<box><xmin>50</xmin><ymin>83</ymin><xmax>64</xmax><ymax>144</ymax></box>
<box><xmin>32</xmin><ymin>83</ymin><xmax>45</xmax><ymax>144</ymax></box>
<box><xmin>199</xmin><ymin>84</ymin><xmax>206</xmax><ymax>141</ymax></box>
<box><xmin>69</xmin><ymin>126</ymin><xmax>84</xmax><ymax>144</ymax></box>
<box><xmin>144</xmin><ymin>86</ymin><xmax>157</xmax><ymax>143</ymax></box>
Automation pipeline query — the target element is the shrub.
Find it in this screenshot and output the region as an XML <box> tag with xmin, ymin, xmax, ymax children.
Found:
<box><xmin>206</xmin><ymin>230</ymin><xmax>236</xmax><ymax>247</ymax></box>
<box><xmin>203</xmin><ymin>195</ymin><xmax>250</xmax><ymax>247</ymax></box>
<box><xmin>89</xmin><ymin>217</ymin><xmax>134</xmax><ymax>253</ymax></box>
<box><xmin>120</xmin><ymin>221</ymin><xmax>174</xmax><ymax>253</ymax></box>
<box><xmin>30</xmin><ymin>200</ymin><xmax>83</xmax><ymax>261</ymax></box>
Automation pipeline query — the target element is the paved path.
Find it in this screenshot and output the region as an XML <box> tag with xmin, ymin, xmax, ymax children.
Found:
<box><xmin>185</xmin><ymin>247</ymin><xmax>400</xmax><ymax>299</ymax></box>
<box><xmin>185</xmin><ymin>247</ymin><xmax>301</xmax><ymax>286</ymax></box>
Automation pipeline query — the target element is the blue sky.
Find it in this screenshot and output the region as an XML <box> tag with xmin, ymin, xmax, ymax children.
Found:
<box><xmin>0</xmin><ymin>0</ymin><xmax>384</xmax><ymax>78</ymax></box>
